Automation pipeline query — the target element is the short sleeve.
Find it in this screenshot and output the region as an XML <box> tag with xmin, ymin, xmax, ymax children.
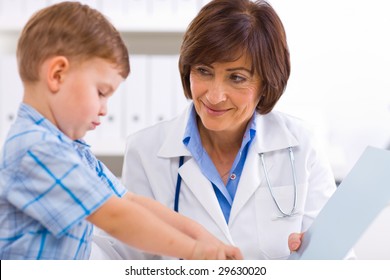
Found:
<box><xmin>6</xmin><ymin>137</ymin><xmax>113</xmax><ymax>237</ymax></box>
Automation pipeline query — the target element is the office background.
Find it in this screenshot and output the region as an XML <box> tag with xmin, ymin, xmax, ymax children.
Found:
<box><xmin>0</xmin><ymin>0</ymin><xmax>389</xmax><ymax>259</ymax></box>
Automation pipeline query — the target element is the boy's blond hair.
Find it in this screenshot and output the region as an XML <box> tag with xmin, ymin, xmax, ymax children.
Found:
<box><xmin>17</xmin><ymin>1</ymin><xmax>130</xmax><ymax>83</ymax></box>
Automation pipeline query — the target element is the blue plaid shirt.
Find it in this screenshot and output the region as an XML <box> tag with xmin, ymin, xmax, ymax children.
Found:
<box><xmin>0</xmin><ymin>103</ymin><xmax>126</xmax><ymax>259</ymax></box>
<box><xmin>183</xmin><ymin>105</ymin><xmax>256</xmax><ymax>223</ymax></box>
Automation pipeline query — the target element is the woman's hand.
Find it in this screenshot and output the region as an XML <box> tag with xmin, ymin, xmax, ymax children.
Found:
<box><xmin>288</xmin><ymin>232</ymin><xmax>304</xmax><ymax>252</ymax></box>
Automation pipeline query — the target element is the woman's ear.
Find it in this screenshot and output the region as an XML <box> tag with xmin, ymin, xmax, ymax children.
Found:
<box><xmin>46</xmin><ymin>56</ymin><xmax>69</xmax><ymax>93</ymax></box>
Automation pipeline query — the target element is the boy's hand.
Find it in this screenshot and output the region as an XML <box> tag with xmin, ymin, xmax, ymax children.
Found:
<box><xmin>189</xmin><ymin>241</ymin><xmax>243</xmax><ymax>260</ymax></box>
<box><xmin>223</xmin><ymin>244</ymin><xmax>243</xmax><ymax>260</ymax></box>
<box><xmin>192</xmin><ymin>230</ymin><xmax>243</xmax><ymax>260</ymax></box>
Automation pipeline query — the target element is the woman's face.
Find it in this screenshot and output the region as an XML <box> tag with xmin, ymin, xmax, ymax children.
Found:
<box><xmin>189</xmin><ymin>54</ymin><xmax>262</xmax><ymax>134</ymax></box>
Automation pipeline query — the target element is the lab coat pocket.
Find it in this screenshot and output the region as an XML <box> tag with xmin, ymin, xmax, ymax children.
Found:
<box><xmin>255</xmin><ymin>185</ymin><xmax>304</xmax><ymax>260</ymax></box>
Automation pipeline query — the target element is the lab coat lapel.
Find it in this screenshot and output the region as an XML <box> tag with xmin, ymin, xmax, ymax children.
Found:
<box><xmin>179</xmin><ymin>159</ymin><xmax>233</xmax><ymax>242</ymax></box>
<box><xmin>157</xmin><ymin>106</ymin><xmax>232</xmax><ymax>242</ymax></box>
<box><xmin>229</xmin><ymin>144</ymin><xmax>264</xmax><ymax>224</ymax></box>
<box><xmin>254</xmin><ymin>112</ymin><xmax>299</xmax><ymax>153</ymax></box>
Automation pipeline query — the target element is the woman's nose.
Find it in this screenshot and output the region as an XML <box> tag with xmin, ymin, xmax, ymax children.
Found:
<box><xmin>205</xmin><ymin>81</ymin><xmax>227</xmax><ymax>104</ymax></box>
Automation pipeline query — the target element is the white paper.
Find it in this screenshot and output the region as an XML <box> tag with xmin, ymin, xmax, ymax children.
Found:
<box><xmin>289</xmin><ymin>146</ymin><xmax>390</xmax><ymax>259</ymax></box>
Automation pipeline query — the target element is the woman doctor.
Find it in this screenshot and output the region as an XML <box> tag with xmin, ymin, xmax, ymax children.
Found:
<box><xmin>92</xmin><ymin>0</ymin><xmax>335</xmax><ymax>259</ymax></box>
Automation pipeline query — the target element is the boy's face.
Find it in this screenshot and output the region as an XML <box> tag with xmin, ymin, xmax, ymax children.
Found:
<box><xmin>51</xmin><ymin>58</ymin><xmax>124</xmax><ymax>140</ymax></box>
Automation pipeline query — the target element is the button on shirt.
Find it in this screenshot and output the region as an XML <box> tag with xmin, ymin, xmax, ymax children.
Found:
<box><xmin>183</xmin><ymin>105</ymin><xmax>256</xmax><ymax>223</ymax></box>
<box><xmin>0</xmin><ymin>103</ymin><xmax>126</xmax><ymax>259</ymax></box>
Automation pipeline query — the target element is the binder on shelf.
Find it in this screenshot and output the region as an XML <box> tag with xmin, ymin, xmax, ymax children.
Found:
<box><xmin>151</xmin><ymin>0</ymin><xmax>174</xmax><ymax>19</ymax></box>
<box><xmin>173</xmin><ymin>54</ymin><xmax>191</xmax><ymax>114</ymax></box>
<box><xmin>174</xmin><ymin>0</ymin><xmax>199</xmax><ymax>20</ymax></box>
<box><xmin>100</xmin><ymin>0</ymin><xmax>124</xmax><ymax>23</ymax></box>
<box><xmin>149</xmin><ymin>55</ymin><xmax>180</xmax><ymax>124</ymax></box>
<box><xmin>0</xmin><ymin>0</ymin><xmax>23</xmax><ymax>30</ymax></box>
<box><xmin>125</xmin><ymin>0</ymin><xmax>149</xmax><ymax>20</ymax></box>
<box><xmin>125</xmin><ymin>55</ymin><xmax>149</xmax><ymax>135</ymax></box>
<box><xmin>87</xmin><ymin>82</ymin><xmax>126</xmax><ymax>155</ymax></box>
<box><xmin>0</xmin><ymin>55</ymin><xmax>23</xmax><ymax>141</ymax></box>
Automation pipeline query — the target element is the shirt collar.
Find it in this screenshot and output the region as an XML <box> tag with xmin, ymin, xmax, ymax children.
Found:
<box><xmin>19</xmin><ymin>103</ymin><xmax>90</xmax><ymax>149</ymax></box>
<box><xmin>183</xmin><ymin>104</ymin><xmax>202</xmax><ymax>155</ymax></box>
<box><xmin>183</xmin><ymin>103</ymin><xmax>257</xmax><ymax>153</ymax></box>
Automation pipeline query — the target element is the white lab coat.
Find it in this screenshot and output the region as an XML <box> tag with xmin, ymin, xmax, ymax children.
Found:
<box><xmin>91</xmin><ymin>105</ymin><xmax>337</xmax><ymax>260</ymax></box>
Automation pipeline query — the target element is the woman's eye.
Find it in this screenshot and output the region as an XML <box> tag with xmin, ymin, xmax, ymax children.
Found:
<box><xmin>231</xmin><ymin>74</ymin><xmax>246</xmax><ymax>83</ymax></box>
<box><xmin>196</xmin><ymin>67</ymin><xmax>210</xmax><ymax>75</ymax></box>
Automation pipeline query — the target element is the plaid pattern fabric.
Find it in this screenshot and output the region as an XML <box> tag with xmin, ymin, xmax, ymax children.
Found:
<box><xmin>0</xmin><ymin>103</ymin><xmax>126</xmax><ymax>259</ymax></box>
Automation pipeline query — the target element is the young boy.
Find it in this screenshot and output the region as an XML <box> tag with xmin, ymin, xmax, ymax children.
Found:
<box><xmin>0</xmin><ymin>2</ymin><xmax>242</xmax><ymax>260</ymax></box>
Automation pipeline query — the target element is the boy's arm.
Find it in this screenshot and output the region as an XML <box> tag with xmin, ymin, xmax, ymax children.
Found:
<box><xmin>123</xmin><ymin>193</ymin><xmax>220</xmax><ymax>242</ymax></box>
<box><xmin>87</xmin><ymin>196</ymin><xmax>198</xmax><ymax>259</ymax></box>
<box><xmin>124</xmin><ymin>193</ymin><xmax>243</xmax><ymax>260</ymax></box>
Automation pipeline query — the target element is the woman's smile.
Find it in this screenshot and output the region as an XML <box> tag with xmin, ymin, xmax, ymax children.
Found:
<box><xmin>202</xmin><ymin>101</ymin><xmax>230</xmax><ymax>117</ymax></box>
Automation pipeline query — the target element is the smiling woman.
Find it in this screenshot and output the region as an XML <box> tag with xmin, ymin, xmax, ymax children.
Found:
<box><xmin>92</xmin><ymin>0</ymin><xmax>339</xmax><ymax>260</ymax></box>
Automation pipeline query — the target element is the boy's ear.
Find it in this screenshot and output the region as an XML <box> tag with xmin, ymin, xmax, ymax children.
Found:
<box><xmin>46</xmin><ymin>56</ymin><xmax>70</xmax><ymax>93</ymax></box>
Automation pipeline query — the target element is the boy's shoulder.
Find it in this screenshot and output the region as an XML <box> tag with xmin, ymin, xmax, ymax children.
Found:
<box><xmin>4</xmin><ymin>103</ymin><xmax>72</xmax><ymax>148</ymax></box>
<box><xmin>7</xmin><ymin>115</ymin><xmax>59</xmax><ymax>143</ymax></box>
<box><xmin>1</xmin><ymin>116</ymin><xmax>69</xmax><ymax>168</ymax></box>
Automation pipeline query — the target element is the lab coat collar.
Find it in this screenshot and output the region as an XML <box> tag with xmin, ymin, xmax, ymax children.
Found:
<box><xmin>158</xmin><ymin>106</ymin><xmax>299</xmax><ymax>158</ymax></box>
<box><xmin>253</xmin><ymin>112</ymin><xmax>299</xmax><ymax>153</ymax></box>
<box><xmin>157</xmin><ymin>106</ymin><xmax>192</xmax><ymax>158</ymax></box>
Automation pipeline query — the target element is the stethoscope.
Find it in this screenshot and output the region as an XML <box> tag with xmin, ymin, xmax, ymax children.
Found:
<box><xmin>174</xmin><ymin>147</ymin><xmax>298</xmax><ymax>218</ymax></box>
<box><xmin>260</xmin><ymin>147</ymin><xmax>298</xmax><ymax>218</ymax></box>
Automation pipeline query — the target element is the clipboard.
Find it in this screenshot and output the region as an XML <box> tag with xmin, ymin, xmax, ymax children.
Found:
<box><xmin>289</xmin><ymin>146</ymin><xmax>390</xmax><ymax>259</ymax></box>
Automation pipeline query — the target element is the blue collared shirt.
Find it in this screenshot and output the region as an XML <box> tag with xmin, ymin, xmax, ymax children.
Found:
<box><xmin>183</xmin><ymin>104</ymin><xmax>256</xmax><ymax>223</ymax></box>
<box><xmin>0</xmin><ymin>103</ymin><xmax>126</xmax><ymax>259</ymax></box>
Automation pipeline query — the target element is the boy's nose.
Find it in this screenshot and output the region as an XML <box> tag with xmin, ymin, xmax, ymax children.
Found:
<box><xmin>99</xmin><ymin>102</ymin><xmax>108</xmax><ymax>116</ymax></box>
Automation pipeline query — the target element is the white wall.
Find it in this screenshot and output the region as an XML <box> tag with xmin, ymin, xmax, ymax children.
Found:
<box><xmin>270</xmin><ymin>1</ymin><xmax>390</xmax><ymax>259</ymax></box>
<box><xmin>270</xmin><ymin>0</ymin><xmax>390</xmax><ymax>181</ymax></box>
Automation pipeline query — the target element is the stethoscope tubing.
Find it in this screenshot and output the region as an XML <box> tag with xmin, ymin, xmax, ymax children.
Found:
<box><xmin>260</xmin><ymin>147</ymin><xmax>298</xmax><ymax>218</ymax></box>
<box><xmin>174</xmin><ymin>147</ymin><xmax>298</xmax><ymax>218</ymax></box>
<box><xmin>174</xmin><ymin>156</ymin><xmax>184</xmax><ymax>212</ymax></box>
